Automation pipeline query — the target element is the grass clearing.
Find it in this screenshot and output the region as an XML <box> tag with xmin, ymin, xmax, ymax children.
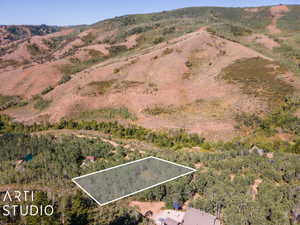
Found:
<box><xmin>219</xmin><ymin>57</ymin><xmax>294</xmax><ymax>106</ymax></box>
<box><xmin>71</xmin><ymin>106</ymin><xmax>137</xmax><ymax>121</ymax></box>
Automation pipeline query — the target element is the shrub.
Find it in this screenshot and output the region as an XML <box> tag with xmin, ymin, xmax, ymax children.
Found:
<box><xmin>17</xmin><ymin>101</ymin><xmax>28</xmax><ymax>107</ymax></box>
<box><xmin>58</xmin><ymin>74</ymin><xmax>72</xmax><ymax>85</ymax></box>
<box><xmin>88</xmin><ymin>79</ymin><xmax>117</xmax><ymax>95</ymax></box>
<box><xmin>41</xmin><ymin>86</ymin><xmax>54</xmax><ymax>95</ymax></box>
<box><xmin>113</xmin><ymin>68</ymin><xmax>120</xmax><ymax>74</ymax></box>
<box><xmin>42</xmin><ymin>36</ymin><xmax>65</xmax><ymax>50</ymax></box>
<box><xmin>162</xmin><ymin>48</ymin><xmax>173</xmax><ymax>55</ymax></box>
<box><xmin>0</xmin><ymin>95</ymin><xmax>21</xmax><ymax>110</ymax></box>
<box><xmin>185</xmin><ymin>60</ymin><xmax>193</xmax><ymax>68</ymax></box>
<box><xmin>33</xmin><ymin>95</ymin><xmax>51</xmax><ymax>110</ymax></box>
<box><xmin>0</xmin><ymin>59</ymin><xmax>18</xmax><ymax>69</ymax></box>
<box><xmin>27</xmin><ymin>43</ymin><xmax>44</xmax><ymax>56</ymax></box>
<box><xmin>153</xmin><ymin>37</ymin><xmax>164</xmax><ymax>44</ymax></box>
<box><xmin>114</xmin><ymin>80</ymin><xmax>143</xmax><ymax>92</ymax></box>
<box><xmin>163</xmin><ymin>26</ymin><xmax>176</xmax><ymax>35</ymax></box>
<box><xmin>230</xmin><ymin>25</ymin><xmax>252</xmax><ymax>36</ymax></box>
<box><xmin>107</xmin><ymin>45</ymin><xmax>128</xmax><ymax>56</ymax></box>
<box><xmin>143</xmin><ymin>105</ymin><xmax>176</xmax><ymax>116</ymax></box>
<box><xmin>81</xmin><ymin>32</ymin><xmax>96</xmax><ymax>45</ymax></box>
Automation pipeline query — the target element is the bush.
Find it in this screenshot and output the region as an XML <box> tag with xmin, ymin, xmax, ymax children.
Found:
<box><xmin>163</xmin><ymin>26</ymin><xmax>176</xmax><ymax>35</ymax></box>
<box><xmin>33</xmin><ymin>95</ymin><xmax>51</xmax><ymax>110</ymax></box>
<box><xmin>41</xmin><ymin>86</ymin><xmax>54</xmax><ymax>95</ymax></box>
<box><xmin>88</xmin><ymin>79</ymin><xmax>117</xmax><ymax>95</ymax></box>
<box><xmin>153</xmin><ymin>37</ymin><xmax>164</xmax><ymax>44</ymax></box>
<box><xmin>81</xmin><ymin>32</ymin><xmax>96</xmax><ymax>45</ymax></box>
<box><xmin>185</xmin><ymin>60</ymin><xmax>193</xmax><ymax>68</ymax></box>
<box><xmin>143</xmin><ymin>105</ymin><xmax>176</xmax><ymax>116</ymax></box>
<box><xmin>162</xmin><ymin>48</ymin><xmax>173</xmax><ymax>55</ymax></box>
<box><xmin>17</xmin><ymin>101</ymin><xmax>28</xmax><ymax>107</ymax></box>
<box><xmin>230</xmin><ymin>25</ymin><xmax>252</xmax><ymax>36</ymax></box>
<box><xmin>107</xmin><ymin>45</ymin><xmax>128</xmax><ymax>56</ymax></box>
<box><xmin>0</xmin><ymin>95</ymin><xmax>21</xmax><ymax>110</ymax></box>
<box><xmin>27</xmin><ymin>43</ymin><xmax>44</xmax><ymax>56</ymax></box>
<box><xmin>58</xmin><ymin>74</ymin><xmax>71</xmax><ymax>85</ymax></box>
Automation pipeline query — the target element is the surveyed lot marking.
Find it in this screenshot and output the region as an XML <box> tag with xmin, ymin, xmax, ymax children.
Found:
<box><xmin>72</xmin><ymin>156</ymin><xmax>197</xmax><ymax>206</ymax></box>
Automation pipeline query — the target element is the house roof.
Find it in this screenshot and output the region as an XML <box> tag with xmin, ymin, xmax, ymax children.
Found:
<box><xmin>85</xmin><ymin>156</ymin><xmax>96</xmax><ymax>161</ymax></box>
<box><xmin>183</xmin><ymin>208</ymin><xmax>221</xmax><ymax>225</ymax></box>
<box><xmin>164</xmin><ymin>218</ymin><xmax>179</xmax><ymax>225</ymax></box>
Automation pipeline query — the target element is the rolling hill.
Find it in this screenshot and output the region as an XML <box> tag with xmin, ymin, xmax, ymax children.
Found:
<box><xmin>1</xmin><ymin>4</ymin><xmax>300</xmax><ymax>225</ymax></box>
<box><xmin>0</xmin><ymin>5</ymin><xmax>300</xmax><ymax>141</ymax></box>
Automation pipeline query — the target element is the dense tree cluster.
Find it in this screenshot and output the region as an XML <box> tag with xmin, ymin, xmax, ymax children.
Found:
<box><xmin>0</xmin><ymin>115</ymin><xmax>205</xmax><ymax>149</ymax></box>
<box><xmin>0</xmin><ymin>131</ymin><xmax>299</xmax><ymax>225</ymax></box>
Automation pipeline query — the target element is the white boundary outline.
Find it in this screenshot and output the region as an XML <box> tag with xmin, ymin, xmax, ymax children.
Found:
<box><xmin>72</xmin><ymin>156</ymin><xmax>197</xmax><ymax>206</ymax></box>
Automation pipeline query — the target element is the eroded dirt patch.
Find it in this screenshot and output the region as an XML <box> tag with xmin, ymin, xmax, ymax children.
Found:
<box><xmin>245</xmin><ymin>34</ymin><xmax>280</xmax><ymax>49</ymax></box>
<box><xmin>267</xmin><ymin>5</ymin><xmax>290</xmax><ymax>34</ymax></box>
<box><xmin>130</xmin><ymin>201</ymin><xmax>165</xmax><ymax>217</ymax></box>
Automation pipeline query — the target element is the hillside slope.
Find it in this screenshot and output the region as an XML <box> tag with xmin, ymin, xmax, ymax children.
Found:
<box><xmin>1</xmin><ymin>5</ymin><xmax>300</xmax><ymax>141</ymax></box>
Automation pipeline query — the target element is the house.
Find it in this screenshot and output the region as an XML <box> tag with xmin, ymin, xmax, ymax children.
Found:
<box><xmin>80</xmin><ymin>156</ymin><xmax>97</xmax><ymax>168</ymax></box>
<box><xmin>182</xmin><ymin>208</ymin><xmax>221</xmax><ymax>225</ymax></box>
<box><xmin>85</xmin><ymin>156</ymin><xmax>96</xmax><ymax>162</ymax></box>
<box><xmin>15</xmin><ymin>159</ymin><xmax>24</xmax><ymax>166</ymax></box>
<box><xmin>163</xmin><ymin>208</ymin><xmax>220</xmax><ymax>225</ymax></box>
<box><xmin>15</xmin><ymin>159</ymin><xmax>25</xmax><ymax>171</ymax></box>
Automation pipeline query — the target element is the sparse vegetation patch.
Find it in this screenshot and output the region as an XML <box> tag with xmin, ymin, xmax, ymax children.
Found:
<box><xmin>71</xmin><ymin>106</ymin><xmax>137</xmax><ymax>121</ymax></box>
<box><xmin>88</xmin><ymin>79</ymin><xmax>117</xmax><ymax>95</ymax></box>
<box><xmin>41</xmin><ymin>86</ymin><xmax>54</xmax><ymax>95</ymax></box>
<box><xmin>58</xmin><ymin>74</ymin><xmax>72</xmax><ymax>85</ymax></box>
<box><xmin>107</xmin><ymin>45</ymin><xmax>128</xmax><ymax>56</ymax></box>
<box><xmin>58</xmin><ymin>53</ymin><xmax>105</xmax><ymax>76</ymax></box>
<box><xmin>162</xmin><ymin>48</ymin><xmax>174</xmax><ymax>55</ymax></box>
<box><xmin>0</xmin><ymin>58</ymin><xmax>18</xmax><ymax>69</ymax></box>
<box><xmin>0</xmin><ymin>95</ymin><xmax>21</xmax><ymax>110</ymax></box>
<box><xmin>183</xmin><ymin>49</ymin><xmax>205</xmax><ymax>79</ymax></box>
<box><xmin>114</xmin><ymin>80</ymin><xmax>143</xmax><ymax>92</ymax></box>
<box><xmin>81</xmin><ymin>32</ymin><xmax>96</xmax><ymax>45</ymax></box>
<box><xmin>143</xmin><ymin>105</ymin><xmax>176</xmax><ymax>116</ymax></box>
<box><xmin>27</xmin><ymin>43</ymin><xmax>45</xmax><ymax>56</ymax></box>
<box><xmin>33</xmin><ymin>95</ymin><xmax>51</xmax><ymax>110</ymax></box>
<box><xmin>219</xmin><ymin>57</ymin><xmax>294</xmax><ymax>105</ymax></box>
